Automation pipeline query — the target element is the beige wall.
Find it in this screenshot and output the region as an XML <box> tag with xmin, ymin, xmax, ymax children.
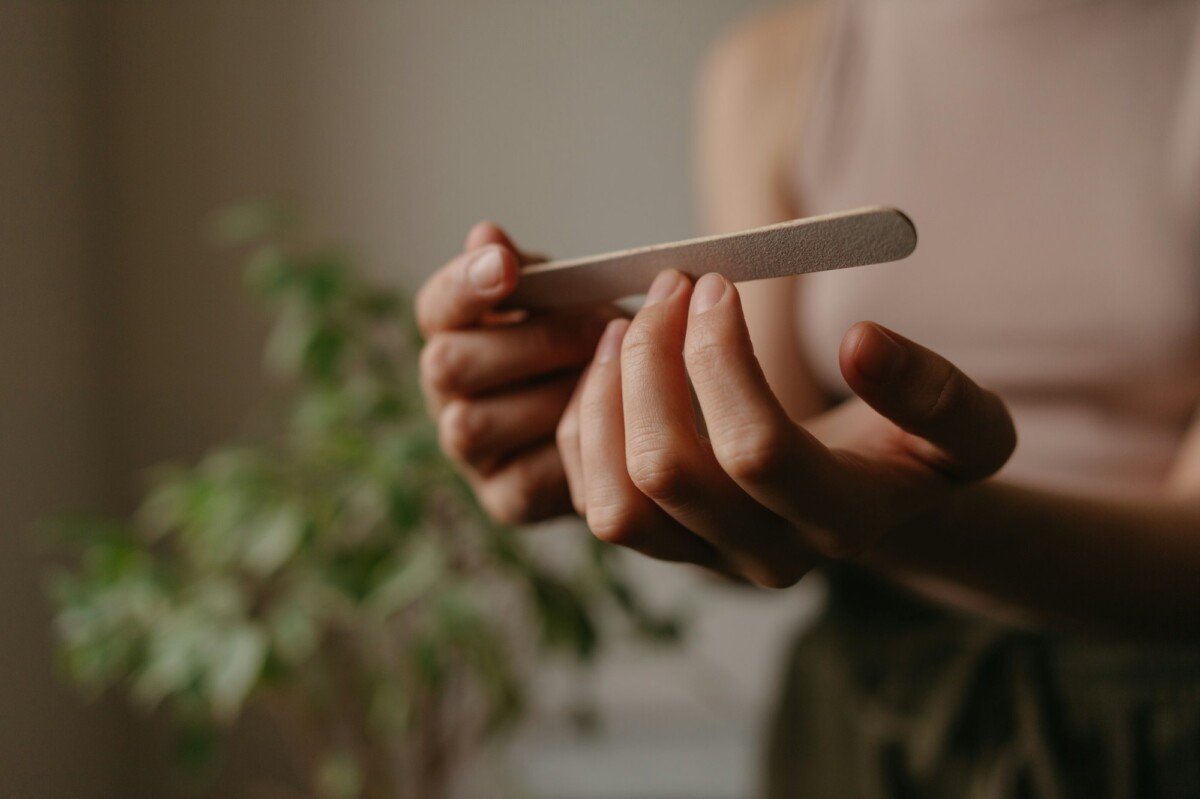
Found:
<box><xmin>0</xmin><ymin>3</ymin><xmax>126</xmax><ymax>797</ymax></box>
<box><xmin>99</xmin><ymin>0</ymin><xmax>771</xmax><ymax>475</ymax></box>
<box><xmin>2</xmin><ymin>3</ymin><xmax>818</xmax><ymax>797</ymax></box>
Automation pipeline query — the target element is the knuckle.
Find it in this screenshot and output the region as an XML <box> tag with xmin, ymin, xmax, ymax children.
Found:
<box><xmin>418</xmin><ymin>377</ymin><xmax>441</xmax><ymax>420</ymax></box>
<box><xmin>586</xmin><ymin>501</ymin><xmax>643</xmax><ymax>547</ymax></box>
<box><xmin>517</xmin><ymin>317</ymin><xmax>578</xmax><ymax>369</ymax></box>
<box><xmin>682</xmin><ymin>321</ymin><xmax>728</xmax><ymax>366</ymax></box>
<box><xmin>568</xmin><ymin>487</ymin><xmax>587</xmax><ymax>518</ymax></box>
<box><xmin>413</xmin><ymin>284</ymin><xmax>435</xmax><ymax>336</ymax></box>
<box><xmin>807</xmin><ymin>527</ymin><xmax>870</xmax><ymax>560</ymax></box>
<box><xmin>414</xmin><ymin>266</ymin><xmax>458</xmax><ymax>336</ymax></box>
<box><xmin>479</xmin><ymin>492</ymin><xmax>520</xmax><ymax>526</ymax></box>
<box><xmin>528</xmin><ymin>317</ymin><xmax>560</xmax><ymax>358</ymax></box>
<box><xmin>746</xmin><ymin>562</ymin><xmax>806</xmax><ymax>590</ymax></box>
<box><xmin>479</xmin><ymin>473</ymin><xmax>535</xmax><ymax>526</ymax></box>
<box><xmin>555</xmin><ymin>411</ymin><xmax>579</xmax><ymax>452</ymax></box>
<box><xmin>420</xmin><ymin>336</ymin><xmax>465</xmax><ymax>394</ymax></box>
<box><xmin>438</xmin><ymin>400</ymin><xmax>484</xmax><ymax>460</ymax></box>
<box><xmin>713</xmin><ymin>427</ymin><xmax>788</xmax><ymax>484</ymax></box>
<box><xmin>619</xmin><ymin>321</ymin><xmax>659</xmax><ymax>367</ymax></box>
<box><xmin>627</xmin><ymin>446</ymin><xmax>691</xmax><ymax>504</ymax></box>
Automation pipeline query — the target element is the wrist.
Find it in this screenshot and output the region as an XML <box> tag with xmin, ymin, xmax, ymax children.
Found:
<box><xmin>862</xmin><ymin>479</ymin><xmax>989</xmax><ymax>571</ymax></box>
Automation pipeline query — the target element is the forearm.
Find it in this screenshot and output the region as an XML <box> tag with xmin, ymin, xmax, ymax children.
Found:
<box><xmin>867</xmin><ymin>480</ymin><xmax>1200</xmax><ymax>638</ymax></box>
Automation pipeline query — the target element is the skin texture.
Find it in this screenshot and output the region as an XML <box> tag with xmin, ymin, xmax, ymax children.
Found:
<box><xmin>557</xmin><ymin>270</ymin><xmax>1015</xmax><ymax>587</ymax></box>
<box><xmin>417</xmin><ymin>3</ymin><xmax>1200</xmax><ymax>638</ymax></box>
<box><xmin>416</xmin><ymin>222</ymin><xmax>621</xmax><ymax>524</ymax></box>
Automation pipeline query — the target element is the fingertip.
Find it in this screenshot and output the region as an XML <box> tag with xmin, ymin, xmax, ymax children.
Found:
<box><xmin>643</xmin><ymin>269</ymin><xmax>691</xmax><ymax>307</ymax></box>
<box><xmin>838</xmin><ymin>321</ymin><xmax>872</xmax><ymax>370</ymax></box>
<box><xmin>690</xmin><ymin>273</ymin><xmax>729</xmax><ymax>315</ymax></box>
<box><xmin>595</xmin><ymin>317</ymin><xmax>630</xmax><ymax>364</ymax></box>
<box><xmin>840</xmin><ymin>321</ymin><xmax>907</xmax><ymax>387</ymax></box>
<box><xmin>465</xmin><ymin>220</ymin><xmax>514</xmax><ymax>251</ymax></box>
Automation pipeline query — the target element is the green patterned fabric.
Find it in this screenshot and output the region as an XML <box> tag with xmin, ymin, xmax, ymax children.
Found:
<box><xmin>763</xmin><ymin>569</ymin><xmax>1200</xmax><ymax>799</ymax></box>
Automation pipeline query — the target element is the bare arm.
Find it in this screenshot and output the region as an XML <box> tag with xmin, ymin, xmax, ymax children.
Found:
<box><xmin>697</xmin><ymin>7</ymin><xmax>1200</xmax><ymax>637</ymax></box>
<box><xmin>560</xmin><ymin>3</ymin><xmax>1200</xmax><ymax>637</ymax></box>
<box><xmin>867</xmin><ymin>421</ymin><xmax>1200</xmax><ymax>638</ymax></box>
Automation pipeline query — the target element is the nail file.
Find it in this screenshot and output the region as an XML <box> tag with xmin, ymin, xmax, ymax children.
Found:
<box><xmin>500</xmin><ymin>206</ymin><xmax>917</xmax><ymax>311</ymax></box>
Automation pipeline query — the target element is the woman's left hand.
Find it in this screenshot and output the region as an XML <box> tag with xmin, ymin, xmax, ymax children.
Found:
<box><xmin>556</xmin><ymin>269</ymin><xmax>1017</xmax><ymax>587</ymax></box>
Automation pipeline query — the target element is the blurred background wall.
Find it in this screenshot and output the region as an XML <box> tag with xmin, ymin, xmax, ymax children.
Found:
<box><xmin>2</xmin><ymin>2</ymin><xmax>822</xmax><ymax>797</ymax></box>
<box><xmin>1</xmin><ymin>4</ymin><xmax>125</xmax><ymax>797</ymax></box>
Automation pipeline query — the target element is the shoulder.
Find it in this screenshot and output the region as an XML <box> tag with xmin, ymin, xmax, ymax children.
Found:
<box><xmin>694</xmin><ymin>2</ymin><xmax>832</xmax><ymax>227</ymax></box>
<box><xmin>698</xmin><ymin>1</ymin><xmax>830</xmax><ymax>113</ymax></box>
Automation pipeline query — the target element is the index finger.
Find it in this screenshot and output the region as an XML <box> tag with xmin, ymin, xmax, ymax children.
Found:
<box><xmin>683</xmin><ymin>274</ymin><xmax>864</xmax><ymax>554</ymax></box>
<box><xmin>415</xmin><ymin>244</ymin><xmax>521</xmax><ymax>335</ymax></box>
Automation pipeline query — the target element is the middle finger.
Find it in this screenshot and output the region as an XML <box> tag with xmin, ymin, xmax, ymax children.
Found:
<box><xmin>580</xmin><ymin>318</ymin><xmax>723</xmax><ymax>566</ymax></box>
<box><xmin>621</xmin><ymin>270</ymin><xmax>813</xmax><ymax>587</ymax></box>
<box><xmin>440</xmin><ymin>372</ymin><xmax>580</xmax><ymax>475</ymax></box>
<box><xmin>421</xmin><ymin>309</ymin><xmax>614</xmax><ymax>404</ymax></box>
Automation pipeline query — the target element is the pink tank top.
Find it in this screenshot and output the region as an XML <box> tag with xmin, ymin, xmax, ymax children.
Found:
<box><xmin>796</xmin><ymin>0</ymin><xmax>1200</xmax><ymax>495</ymax></box>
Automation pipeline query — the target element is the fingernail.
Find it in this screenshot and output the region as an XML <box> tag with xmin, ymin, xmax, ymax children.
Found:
<box><xmin>691</xmin><ymin>273</ymin><xmax>726</xmax><ymax>314</ymax></box>
<box><xmin>644</xmin><ymin>270</ymin><xmax>682</xmax><ymax>307</ymax></box>
<box><xmin>855</xmin><ymin>325</ymin><xmax>906</xmax><ymax>384</ymax></box>
<box><xmin>467</xmin><ymin>247</ymin><xmax>505</xmax><ymax>291</ymax></box>
<box><xmin>595</xmin><ymin>319</ymin><xmax>628</xmax><ymax>363</ymax></box>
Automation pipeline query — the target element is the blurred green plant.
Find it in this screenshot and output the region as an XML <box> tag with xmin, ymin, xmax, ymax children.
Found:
<box><xmin>47</xmin><ymin>203</ymin><xmax>680</xmax><ymax>799</ymax></box>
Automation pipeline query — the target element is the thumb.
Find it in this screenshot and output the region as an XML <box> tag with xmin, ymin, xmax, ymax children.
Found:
<box><xmin>839</xmin><ymin>322</ymin><xmax>1017</xmax><ymax>481</ymax></box>
<box><xmin>464</xmin><ymin>221</ymin><xmax>547</xmax><ymax>266</ymax></box>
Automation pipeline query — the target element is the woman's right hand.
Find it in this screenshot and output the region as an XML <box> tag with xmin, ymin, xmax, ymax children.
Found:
<box><xmin>416</xmin><ymin>222</ymin><xmax>619</xmax><ymax>524</ymax></box>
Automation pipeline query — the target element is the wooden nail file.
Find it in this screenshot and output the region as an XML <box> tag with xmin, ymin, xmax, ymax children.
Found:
<box><xmin>500</xmin><ymin>206</ymin><xmax>917</xmax><ymax>311</ymax></box>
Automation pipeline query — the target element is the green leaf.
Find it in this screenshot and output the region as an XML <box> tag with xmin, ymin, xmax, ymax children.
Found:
<box><xmin>175</xmin><ymin>722</ymin><xmax>220</xmax><ymax>778</ymax></box>
<box><xmin>386</xmin><ymin>483</ymin><xmax>423</xmax><ymax>531</ymax></box>
<box><xmin>242</xmin><ymin>504</ymin><xmax>304</xmax><ymax>575</ymax></box>
<box><xmin>303</xmin><ymin>325</ymin><xmax>347</xmax><ymax>382</ymax></box>
<box><xmin>265</xmin><ymin>299</ymin><xmax>316</xmax><ymax>376</ymax></box>
<box><xmin>134</xmin><ymin>615</ymin><xmax>208</xmax><ymax>709</ymax></box>
<box><xmin>43</xmin><ymin>515</ymin><xmax>135</xmax><ymax>548</ymax></box>
<box><xmin>188</xmin><ymin>577</ymin><xmax>245</xmax><ymax>618</ymax></box>
<box><xmin>367</xmin><ymin>542</ymin><xmax>443</xmax><ymax>616</ymax></box>
<box><xmin>324</xmin><ymin>545</ymin><xmax>394</xmax><ymax>603</ymax></box>
<box><xmin>266</xmin><ymin>598</ymin><xmax>320</xmax><ymax>667</ymax></box>
<box><xmin>529</xmin><ymin>574</ymin><xmax>598</xmax><ymax>661</ymax></box>
<box><xmin>368</xmin><ymin>679</ymin><xmax>410</xmax><ymax>735</ymax></box>
<box><xmin>354</xmin><ymin>288</ymin><xmax>399</xmax><ymax>319</ymax></box>
<box><xmin>137</xmin><ymin>479</ymin><xmax>190</xmax><ymax>536</ymax></box>
<box><xmin>43</xmin><ymin>206</ymin><xmax>691</xmax><ymax>794</ymax></box>
<box><xmin>244</xmin><ymin>245</ymin><xmax>293</xmax><ymax>296</ymax></box>
<box><xmin>80</xmin><ymin>540</ymin><xmax>151</xmax><ymax>585</ymax></box>
<box><xmin>209</xmin><ymin>625</ymin><xmax>267</xmax><ymax>720</ymax></box>
<box><xmin>411</xmin><ymin>635</ymin><xmax>444</xmax><ymax>688</ymax></box>
<box><xmin>316</xmin><ymin>750</ymin><xmax>363</xmax><ymax>799</ymax></box>
<box><xmin>295</xmin><ymin>254</ymin><xmax>348</xmax><ymax>308</ymax></box>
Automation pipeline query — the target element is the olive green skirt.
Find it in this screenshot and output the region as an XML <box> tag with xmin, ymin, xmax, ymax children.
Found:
<box><xmin>763</xmin><ymin>569</ymin><xmax>1200</xmax><ymax>799</ymax></box>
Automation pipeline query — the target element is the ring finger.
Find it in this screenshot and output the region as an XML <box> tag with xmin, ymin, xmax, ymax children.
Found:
<box><xmin>441</xmin><ymin>372</ymin><xmax>580</xmax><ymax>475</ymax></box>
<box><xmin>580</xmin><ymin>319</ymin><xmax>724</xmax><ymax>566</ymax></box>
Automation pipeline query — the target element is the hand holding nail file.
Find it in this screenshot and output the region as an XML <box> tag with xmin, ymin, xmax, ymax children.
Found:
<box><xmin>500</xmin><ymin>205</ymin><xmax>916</xmax><ymax>311</ymax></box>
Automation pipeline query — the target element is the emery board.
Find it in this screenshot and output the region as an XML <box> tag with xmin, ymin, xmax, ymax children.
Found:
<box><xmin>501</xmin><ymin>206</ymin><xmax>916</xmax><ymax>311</ymax></box>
